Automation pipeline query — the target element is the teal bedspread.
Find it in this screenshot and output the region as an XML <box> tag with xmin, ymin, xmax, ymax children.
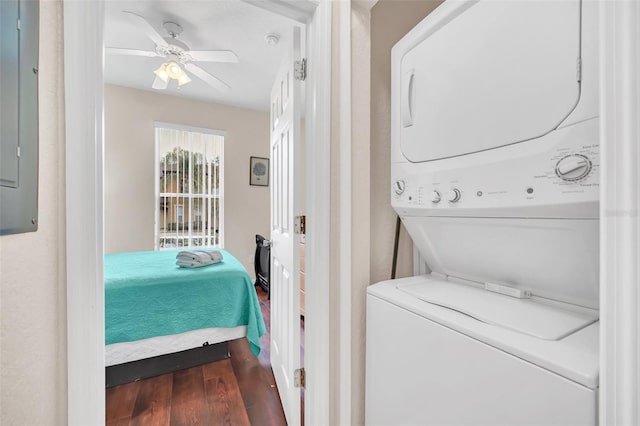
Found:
<box><xmin>105</xmin><ymin>249</ymin><xmax>266</xmax><ymax>357</ymax></box>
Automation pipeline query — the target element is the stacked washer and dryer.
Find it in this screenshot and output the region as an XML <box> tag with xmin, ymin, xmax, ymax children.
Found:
<box><xmin>365</xmin><ymin>1</ymin><xmax>599</xmax><ymax>425</ymax></box>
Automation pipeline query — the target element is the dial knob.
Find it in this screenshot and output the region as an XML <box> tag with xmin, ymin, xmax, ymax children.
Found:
<box><xmin>555</xmin><ymin>154</ymin><xmax>592</xmax><ymax>181</ymax></box>
<box><xmin>394</xmin><ymin>179</ymin><xmax>406</xmax><ymax>195</ymax></box>
<box><xmin>447</xmin><ymin>188</ymin><xmax>461</xmax><ymax>203</ymax></box>
<box><xmin>430</xmin><ymin>190</ymin><xmax>441</xmax><ymax>204</ymax></box>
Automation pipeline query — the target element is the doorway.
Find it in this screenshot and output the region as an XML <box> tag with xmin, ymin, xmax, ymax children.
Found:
<box><xmin>64</xmin><ymin>1</ymin><xmax>331</xmax><ymax>424</ymax></box>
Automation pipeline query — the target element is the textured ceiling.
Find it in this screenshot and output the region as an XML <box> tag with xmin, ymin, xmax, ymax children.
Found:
<box><xmin>104</xmin><ymin>0</ymin><xmax>301</xmax><ymax>111</ymax></box>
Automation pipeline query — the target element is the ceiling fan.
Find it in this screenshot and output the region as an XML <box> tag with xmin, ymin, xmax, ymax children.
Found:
<box><xmin>106</xmin><ymin>11</ymin><xmax>238</xmax><ymax>92</ymax></box>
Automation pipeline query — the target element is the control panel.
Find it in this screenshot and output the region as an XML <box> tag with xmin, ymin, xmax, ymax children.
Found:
<box><xmin>391</xmin><ymin>118</ymin><xmax>599</xmax><ymax>217</ymax></box>
<box><xmin>555</xmin><ymin>154</ymin><xmax>592</xmax><ymax>181</ymax></box>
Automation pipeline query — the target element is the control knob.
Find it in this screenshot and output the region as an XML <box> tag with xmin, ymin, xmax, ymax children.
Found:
<box><xmin>430</xmin><ymin>190</ymin><xmax>441</xmax><ymax>204</ymax></box>
<box><xmin>394</xmin><ymin>179</ymin><xmax>406</xmax><ymax>195</ymax></box>
<box><xmin>447</xmin><ymin>188</ymin><xmax>461</xmax><ymax>203</ymax></box>
<box><xmin>555</xmin><ymin>154</ymin><xmax>592</xmax><ymax>181</ymax></box>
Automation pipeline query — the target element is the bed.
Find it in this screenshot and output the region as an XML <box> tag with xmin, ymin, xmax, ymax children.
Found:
<box><xmin>104</xmin><ymin>248</ymin><xmax>266</xmax><ymax>384</ymax></box>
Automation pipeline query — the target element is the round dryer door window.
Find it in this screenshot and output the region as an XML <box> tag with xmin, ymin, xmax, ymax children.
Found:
<box><xmin>399</xmin><ymin>0</ymin><xmax>581</xmax><ymax>163</ymax></box>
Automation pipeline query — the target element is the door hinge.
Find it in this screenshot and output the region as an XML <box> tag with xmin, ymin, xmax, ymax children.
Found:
<box><xmin>294</xmin><ymin>215</ymin><xmax>306</xmax><ymax>235</ymax></box>
<box><xmin>576</xmin><ymin>57</ymin><xmax>582</xmax><ymax>82</ymax></box>
<box><xmin>17</xmin><ymin>19</ymin><xmax>21</xmax><ymax>31</ymax></box>
<box><xmin>294</xmin><ymin>368</ymin><xmax>305</xmax><ymax>388</ymax></box>
<box><xmin>294</xmin><ymin>59</ymin><xmax>307</xmax><ymax>81</ymax></box>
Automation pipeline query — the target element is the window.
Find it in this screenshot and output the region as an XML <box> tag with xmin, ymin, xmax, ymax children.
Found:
<box><xmin>155</xmin><ymin>125</ymin><xmax>224</xmax><ymax>249</ymax></box>
<box><xmin>175</xmin><ymin>205</ymin><xmax>184</xmax><ymax>224</ymax></box>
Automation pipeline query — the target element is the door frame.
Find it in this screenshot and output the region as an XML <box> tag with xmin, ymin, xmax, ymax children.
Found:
<box><xmin>63</xmin><ymin>1</ymin><xmax>332</xmax><ymax>424</ymax></box>
<box><xmin>598</xmin><ymin>1</ymin><xmax>640</xmax><ymax>424</ymax></box>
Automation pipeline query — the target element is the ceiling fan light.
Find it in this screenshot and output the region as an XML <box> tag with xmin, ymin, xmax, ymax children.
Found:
<box><xmin>152</xmin><ymin>76</ymin><xmax>168</xmax><ymax>90</ymax></box>
<box><xmin>153</xmin><ymin>64</ymin><xmax>169</xmax><ymax>83</ymax></box>
<box><xmin>177</xmin><ymin>73</ymin><xmax>191</xmax><ymax>86</ymax></box>
<box><xmin>166</xmin><ymin>61</ymin><xmax>184</xmax><ymax>79</ymax></box>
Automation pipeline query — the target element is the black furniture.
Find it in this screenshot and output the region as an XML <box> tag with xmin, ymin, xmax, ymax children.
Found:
<box><xmin>254</xmin><ymin>234</ymin><xmax>271</xmax><ymax>298</ymax></box>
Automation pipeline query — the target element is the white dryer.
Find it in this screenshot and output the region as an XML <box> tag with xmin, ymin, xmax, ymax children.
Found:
<box><xmin>365</xmin><ymin>0</ymin><xmax>599</xmax><ymax>425</ymax></box>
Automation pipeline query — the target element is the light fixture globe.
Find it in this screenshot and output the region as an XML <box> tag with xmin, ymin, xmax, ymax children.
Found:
<box><xmin>166</xmin><ymin>61</ymin><xmax>184</xmax><ymax>79</ymax></box>
<box><xmin>177</xmin><ymin>73</ymin><xmax>191</xmax><ymax>86</ymax></box>
<box><xmin>153</xmin><ymin>64</ymin><xmax>169</xmax><ymax>82</ymax></box>
<box><xmin>153</xmin><ymin>61</ymin><xmax>191</xmax><ymax>87</ymax></box>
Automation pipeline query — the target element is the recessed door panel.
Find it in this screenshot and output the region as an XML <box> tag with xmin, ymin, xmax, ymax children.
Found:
<box><xmin>270</xmin><ymin>26</ymin><xmax>302</xmax><ymax>426</ymax></box>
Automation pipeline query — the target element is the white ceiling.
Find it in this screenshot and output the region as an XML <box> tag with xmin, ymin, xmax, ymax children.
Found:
<box><xmin>104</xmin><ymin>0</ymin><xmax>301</xmax><ymax>112</ymax></box>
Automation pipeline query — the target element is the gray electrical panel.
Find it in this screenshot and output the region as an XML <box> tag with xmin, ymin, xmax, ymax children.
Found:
<box><xmin>0</xmin><ymin>0</ymin><xmax>39</xmax><ymax>235</ymax></box>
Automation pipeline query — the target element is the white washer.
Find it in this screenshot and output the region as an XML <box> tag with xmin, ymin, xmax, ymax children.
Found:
<box><xmin>366</xmin><ymin>0</ymin><xmax>600</xmax><ymax>425</ymax></box>
<box><xmin>367</xmin><ymin>278</ymin><xmax>598</xmax><ymax>426</ymax></box>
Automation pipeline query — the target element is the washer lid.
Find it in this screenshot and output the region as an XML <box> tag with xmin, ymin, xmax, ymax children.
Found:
<box><xmin>399</xmin><ymin>0</ymin><xmax>581</xmax><ymax>162</ymax></box>
<box><xmin>398</xmin><ymin>278</ymin><xmax>598</xmax><ymax>341</ymax></box>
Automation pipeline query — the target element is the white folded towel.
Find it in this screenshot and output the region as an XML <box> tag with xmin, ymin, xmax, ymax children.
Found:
<box><xmin>176</xmin><ymin>259</ymin><xmax>211</xmax><ymax>268</ymax></box>
<box><xmin>176</xmin><ymin>249</ymin><xmax>223</xmax><ymax>268</ymax></box>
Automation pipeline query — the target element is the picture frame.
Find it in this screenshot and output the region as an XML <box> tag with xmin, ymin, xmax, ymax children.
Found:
<box><xmin>250</xmin><ymin>156</ymin><xmax>269</xmax><ymax>186</ymax></box>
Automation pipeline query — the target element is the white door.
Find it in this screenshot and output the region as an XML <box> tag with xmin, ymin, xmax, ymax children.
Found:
<box><xmin>270</xmin><ymin>26</ymin><xmax>302</xmax><ymax>426</ymax></box>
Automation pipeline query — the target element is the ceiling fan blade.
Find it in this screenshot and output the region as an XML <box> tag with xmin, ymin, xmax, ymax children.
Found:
<box><xmin>106</xmin><ymin>47</ymin><xmax>159</xmax><ymax>57</ymax></box>
<box><xmin>152</xmin><ymin>76</ymin><xmax>168</xmax><ymax>90</ymax></box>
<box><xmin>184</xmin><ymin>63</ymin><xmax>231</xmax><ymax>93</ymax></box>
<box><xmin>122</xmin><ymin>11</ymin><xmax>168</xmax><ymax>47</ymax></box>
<box><xmin>187</xmin><ymin>50</ymin><xmax>239</xmax><ymax>63</ymax></box>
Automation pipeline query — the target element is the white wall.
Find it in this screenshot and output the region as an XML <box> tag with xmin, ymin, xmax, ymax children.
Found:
<box><xmin>104</xmin><ymin>85</ymin><xmax>270</xmax><ymax>275</ymax></box>
<box><xmin>0</xmin><ymin>1</ymin><xmax>68</xmax><ymax>423</ymax></box>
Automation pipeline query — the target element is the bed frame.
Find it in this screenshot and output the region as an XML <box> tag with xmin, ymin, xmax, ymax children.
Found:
<box><xmin>106</xmin><ymin>341</ymin><xmax>229</xmax><ymax>387</ymax></box>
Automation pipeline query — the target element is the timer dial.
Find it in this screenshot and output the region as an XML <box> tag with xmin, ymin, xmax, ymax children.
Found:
<box><xmin>430</xmin><ymin>190</ymin><xmax>441</xmax><ymax>204</ymax></box>
<box><xmin>555</xmin><ymin>154</ymin><xmax>592</xmax><ymax>181</ymax></box>
<box><xmin>447</xmin><ymin>188</ymin><xmax>461</xmax><ymax>203</ymax></box>
<box><xmin>394</xmin><ymin>180</ymin><xmax>406</xmax><ymax>195</ymax></box>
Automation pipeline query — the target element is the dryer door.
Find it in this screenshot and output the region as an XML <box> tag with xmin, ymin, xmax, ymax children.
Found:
<box><xmin>400</xmin><ymin>0</ymin><xmax>581</xmax><ymax>163</ymax></box>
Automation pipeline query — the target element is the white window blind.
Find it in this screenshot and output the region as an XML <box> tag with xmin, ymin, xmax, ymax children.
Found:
<box><xmin>155</xmin><ymin>125</ymin><xmax>224</xmax><ymax>250</ymax></box>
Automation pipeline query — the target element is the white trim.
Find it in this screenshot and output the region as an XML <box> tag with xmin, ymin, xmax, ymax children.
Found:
<box><xmin>154</xmin><ymin>121</ymin><xmax>226</xmax><ymax>137</ymax></box>
<box><xmin>338</xmin><ymin>0</ymin><xmax>352</xmax><ymax>424</ymax></box>
<box><xmin>154</xmin><ymin>127</ymin><xmax>160</xmax><ymax>249</ymax></box>
<box><xmin>599</xmin><ymin>1</ymin><xmax>640</xmax><ymax>424</ymax></box>
<box><xmin>65</xmin><ymin>0</ymin><xmax>332</xmax><ymax>424</ymax></box>
<box><xmin>303</xmin><ymin>1</ymin><xmax>332</xmax><ymax>425</ymax></box>
<box><xmin>219</xmin><ymin>131</ymin><xmax>225</xmax><ymax>249</ymax></box>
<box><xmin>63</xmin><ymin>0</ymin><xmax>105</xmax><ymax>423</ymax></box>
<box><xmin>240</xmin><ymin>0</ymin><xmax>319</xmax><ymax>24</ymax></box>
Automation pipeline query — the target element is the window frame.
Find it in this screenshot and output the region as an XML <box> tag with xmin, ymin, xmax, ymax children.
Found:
<box><xmin>154</xmin><ymin>122</ymin><xmax>225</xmax><ymax>250</ymax></box>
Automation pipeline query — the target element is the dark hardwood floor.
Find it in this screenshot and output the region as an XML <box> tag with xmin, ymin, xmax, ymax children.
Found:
<box><xmin>106</xmin><ymin>287</ymin><xmax>289</xmax><ymax>425</ymax></box>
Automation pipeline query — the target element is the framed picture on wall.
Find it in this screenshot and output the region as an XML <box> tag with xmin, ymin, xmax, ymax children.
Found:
<box><xmin>250</xmin><ymin>156</ymin><xmax>269</xmax><ymax>186</ymax></box>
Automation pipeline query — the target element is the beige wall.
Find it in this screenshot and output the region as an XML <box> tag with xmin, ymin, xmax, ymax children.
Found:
<box><xmin>350</xmin><ymin>1</ymin><xmax>376</xmax><ymax>424</ymax></box>
<box><xmin>332</xmin><ymin>1</ymin><xmax>440</xmax><ymax>423</ymax></box>
<box><xmin>370</xmin><ymin>0</ymin><xmax>442</xmax><ymax>284</ymax></box>
<box><xmin>0</xmin><ymin>1</ymin><xmax>68</xmax><ymax>423</ymax></box>
<box><xmin>339</xmin><ymin>1</ymin><xmax>442</xmax><ymax>424</ymax></box>
<box><xmin>104</xmin><ymin>85</ymin><xmax>270</xmax><ymax>276</ymax></box>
